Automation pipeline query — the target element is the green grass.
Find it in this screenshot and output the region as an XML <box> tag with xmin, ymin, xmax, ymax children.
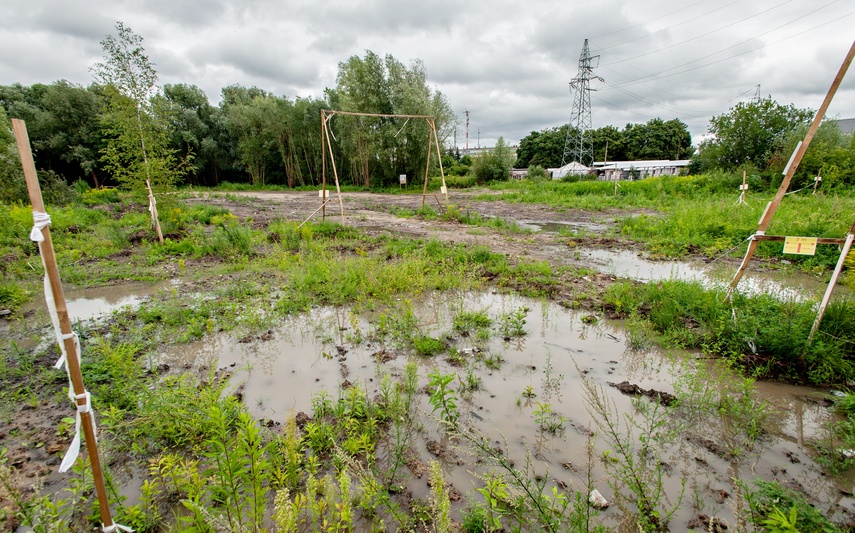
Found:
<box><xmin>603</xmin><ymin>279</ymin><xmax>855</xmax><ymax>384</ymax></box>
<box><xmin>477</xmin><ymin>174</ymin><xmax>855</xmax><ymax>269</ymax></box>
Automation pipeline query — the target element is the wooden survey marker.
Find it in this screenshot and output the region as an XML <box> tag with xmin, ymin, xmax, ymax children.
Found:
<box><xmin>12</xmin><ymin>119</ymin><xmax>118</xmax><ymax>531</ymax></box>
<box><xmin>728</xmin><ymin>39</ymin><xmax>855</xmax><ymax>341</ymax></box>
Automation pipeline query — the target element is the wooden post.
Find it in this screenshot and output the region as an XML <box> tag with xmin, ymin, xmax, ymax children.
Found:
<box><xmin>320</xmin><ymin>110</ymin><xmax>344</xmax><ymax>225</ymax></box>
<box><xmin>430</xmin><ymin>118</ymin><xmax>448</xmax><ymax>204</ymax></box>
<box><xmin>729</xmin><ymin>39</ymin><xmax>855</xmax><ymax>295</ymax></box>
<box><xmin>813</xmin><ymin>169</ymin><xmax>822</xmax><ymax>196</ymax></box>
<box><xmin>422</xmin><ymin>126</ymin><xmax>432</xmax><ymax>210</ymax></box>
<box><xmin>321</xmin><ymin>109</ymin><xmax>327</xmax><ymax>222</ymax></box>
<box><xmin>146</xmin><ymin>179</ymin><xmax>164</xmax><ymax>243</ymax></box>
<box><xmin>736</xmin><ymin>170</ymin><xmax>749</xmax><ymax>206</ymax></box>
<box><xmin>12</xmin><ymin>119</ymin><xmax>116</xmax><ymax>530</ymax></box>
<box><xmin>808</xmin><ymin>219</ymin><xmax>855</xmax><ymax>342</ymax></box>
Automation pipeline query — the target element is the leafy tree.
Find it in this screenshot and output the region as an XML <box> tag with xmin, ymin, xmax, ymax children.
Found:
<box><xmin>769</xmin><ymin>121</ymin><xmax>855</xmax><ymax>188</ymax></box>
<box><xmin>592</xmin><ymin>124</ymin><xmax>623</xmax><ymax>162</ymax></box>
<box><xmin>514</xmin><ymin>125</ymin><xmax>569</xmax><ymax>169</ymax></box>
<box><xmin>161</xmin><ymin>84</ymin><xmax>233</xmax><ymax>186</ymax></box>
<box><xmin>93</xmin><ymin>21</ymin><xmax>184</xmax><ymax>189</ymax></box>
<box><xmin>0</xmin><ymin>107</ymin><xmax>27</xmax><ymax>203</ymax></box>
<box><xmin>222</xmin><ymin>90</ymin><xmax>278</xmax><ymax>186</ymax></box>
<box><xmin>622</xmin><ymin>118</ymin><xmax>693</xmax><ymax>161</ymax></box>
<box><xmin>0</xmin><ymin>82</ymin><xmax>104</xmax><ymax>186</ymax></box>
<box><xmin>334</xmin><ymin>51</ymin><xmax>454</xmax><ymax>188</ymax></box>
<box><xmin>471</xmin><ymin>136</ymin><xmax>513</xmax><ymax>183</ymax></box>
<box><xmin>516</xmin><ymin>119</ymin><xmax>692</xmax><ymax>170</ymax></box>
<box><xmin>697</xmin><ymin>97</ymin><xmax>812</xmax><ymax>172</ymax></box>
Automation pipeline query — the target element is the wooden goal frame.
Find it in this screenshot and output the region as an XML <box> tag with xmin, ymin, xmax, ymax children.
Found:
<box><xmin>302</xmin><ymin>110</ymin><xmax>449</xmax><ymax>226</ymax></box>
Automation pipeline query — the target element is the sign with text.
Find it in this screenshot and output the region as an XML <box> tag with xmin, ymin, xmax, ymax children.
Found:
<box><xmin>399</xmin><ymin>174</ymin><xmax>407</xmax><ymax>184</ymax></box>
<box><xmin>783</xmin><ymin>236</ymin><xmax>818</xmax><ymax>256</ymax></box>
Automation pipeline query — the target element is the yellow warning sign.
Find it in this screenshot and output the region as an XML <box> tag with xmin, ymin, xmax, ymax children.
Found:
<box><xmin>783</xmin><ymin>236</ymin><xmax>818</xmax><ymax>256</ymax></box>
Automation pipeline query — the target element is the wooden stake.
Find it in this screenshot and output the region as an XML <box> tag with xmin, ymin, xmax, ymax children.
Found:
<box><xmin>808</xmin><ymin>220</ymin><xmax>855</xmax><ymax>343</ymax></box>
<box><xmin>320</xmin><ymin>110</ymin><xmax>344</xmax><ymax>225</ymax></box>
<box><xmin>729</xmin><ymin>39</ymin><xmax>855</xmax><ymax>294</ymax></box>
<box><xmin>12</xmin><ymin>119</ymin><xmax>115</xmax><ymax>530</ymax></box>
<box><xmin>321</xmin><ymin>109</ymin><xmax>327</xmax><ymax>222</ymax></box>
<box><xmin>813</xmin><ymin>169</ymin><xmax>822</xmax><ymax>196</ymax></box>
<box><xmin>146</xmin><ymin>179</ymin><xmax>164</xmax><ymax>244</ymax></box>
<box><xmin>422</xmin><ymin>125</ymin><xmax>432</xmax><ymax>210</ymax></box>
<box><xmin>430</xmin><ymin>118</ymin><xmax>449</xmax><ymax>204</ymax></box>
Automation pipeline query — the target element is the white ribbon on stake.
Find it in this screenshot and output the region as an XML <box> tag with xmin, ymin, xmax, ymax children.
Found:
<box><xmin>30</xmin><ymin>209</ymin><xmax>96</xmax><ymax>473</ymax></box>
<box><xmin>148</xmin><ymin>192</ymin><xmax>157</xmax><ymax>227</ymax></box>
<box><xmin>102</xmin><ymin>522</ymin><xmax>135</xmax><ymax>532</ymax></box>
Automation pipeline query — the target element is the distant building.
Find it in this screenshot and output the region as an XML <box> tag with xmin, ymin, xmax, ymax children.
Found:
<box><xmin>832</xmin><ymin>118</ymin><xmax>855</xmax><ymax>134</ymax></box>
<box><xmin>592</xmin><ymin>160</ymin><xmax>690</xmax><ymax>180</ymax></box>
<box><xmin>510</xmin><ymin>168</ymin><xmax>528</xmax><ymax>180</ymax></box>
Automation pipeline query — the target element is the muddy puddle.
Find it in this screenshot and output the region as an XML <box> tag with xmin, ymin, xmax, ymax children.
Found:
<box><xmin>575</xmin><ymin>248</ymin><xmax>850</xmax><ymax>302</ymax></box>
<box><xmin>5</xmin><ymin>281</ymin><xmax>175</xmax><ymax>356</ymax></box>
<box><xmin>157</xmin><ymin>291</ymin><xmax>855</xmax><ymax>529</ymax></box>
<box><xmin>519</xmin><ymin>219</ymin><xmax>611</xmax><ymax>234</ymax></box>
<box><xmin>54</xmin><ymin>281</ymin><xmax>175</xmax><ymax>323</ymax></box>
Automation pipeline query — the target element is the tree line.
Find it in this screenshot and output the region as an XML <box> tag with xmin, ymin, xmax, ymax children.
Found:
<box><xmin>0</xmin><ymin>23</ymin><xmax>454</xmax><ymax>199</ymax></box>
<box><xmin>516</xmin><ymin>97</ymin><xmax>855</xmax><ymax>189</ymax></box>
<box><xmin>514</xmin><ymin>118</ymin><xmax>695</xmax><ymax>170</ymax></box>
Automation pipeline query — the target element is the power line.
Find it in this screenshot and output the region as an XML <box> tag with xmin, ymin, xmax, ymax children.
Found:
<box><xmin>600</xmin><ymin>81</ymin><xmax>717</xmax><ymax>119</ymax></box>
<box><xmin>610</xmin><ymin>2</ymin><xmax>850</xmax><ymax>89</ymax></box>
<box><xmin>589</xmin><ymin>0</ymin><xmax>709</xmax><ymax>41</ymax></box>
<box><xmin>599</xmin><ymin>0</ymin><xmax>796</xmax><ymax>67</ymax></box>
<box><xmin>594</xmin><ymin>0</ymin><xmax>744</xmax><ymax>53</ymax></box>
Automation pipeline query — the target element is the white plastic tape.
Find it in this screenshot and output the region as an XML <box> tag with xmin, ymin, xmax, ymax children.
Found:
<box><xmin>30</xmin><ymin>210</ymin><xmax>51</xmax><ymax>242</ymax></box>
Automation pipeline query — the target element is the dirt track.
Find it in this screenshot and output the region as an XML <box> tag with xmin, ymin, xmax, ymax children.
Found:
<box><xmin>187</xmin><ymin>190</ymin><xmax>644</xmax><ymax>268</ymax></box>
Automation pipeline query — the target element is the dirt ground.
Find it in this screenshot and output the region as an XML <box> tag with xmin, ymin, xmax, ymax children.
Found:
<box><xmin>188</xmin><ymin>189</ymin><xmax>649</xmax><ymax>267</ymax></box>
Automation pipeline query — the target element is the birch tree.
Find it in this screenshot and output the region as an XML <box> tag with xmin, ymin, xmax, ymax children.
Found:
<box><xmin>93</xmin><ymin>21</ymin><xmax>184</xmax><ymax>189</ymax></box>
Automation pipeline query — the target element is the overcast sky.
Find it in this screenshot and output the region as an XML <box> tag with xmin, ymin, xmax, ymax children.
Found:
<box><xmin>2</xmin><ymin>0</ymin><xmax>854</xmax><ymax>148</ymax></box>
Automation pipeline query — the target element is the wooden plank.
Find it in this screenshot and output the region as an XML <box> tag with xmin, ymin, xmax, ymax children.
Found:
<box><xmin>752</xmin><ymin>235</ymin><xmax>846</xmax><ymax>245</ymax></box>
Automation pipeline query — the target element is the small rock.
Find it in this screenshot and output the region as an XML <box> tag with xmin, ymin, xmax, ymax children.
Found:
<box><xmin>0</xmin><ymin>309</ymin><xmax>12</xmax><ymax>316</ymax></box>
<box><xmin>589</xmin><ymin>489</ymin><xmax>609</xmax><ymax>509</ymax></box>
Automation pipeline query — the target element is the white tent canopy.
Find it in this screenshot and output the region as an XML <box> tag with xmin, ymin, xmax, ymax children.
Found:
<box><xmin>549</xmin><ymin>161</ymin><xmax>591</xmax><ymax>179</ymax></box>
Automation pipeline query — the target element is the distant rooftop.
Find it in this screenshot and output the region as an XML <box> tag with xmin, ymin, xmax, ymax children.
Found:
<box><xmin>833</xmin><ymin>118</ymin><xmax>855</xmax><ymax>134</ymax></box>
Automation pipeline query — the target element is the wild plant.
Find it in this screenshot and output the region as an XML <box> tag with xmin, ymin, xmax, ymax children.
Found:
<box><xmin>460</xmin><ymin>429</ymin><xmax>586</xmax><ymax>532</ymax></box>
<box><xmin>0</xmin><ymin>448</ymin><xmax>67</xmax><ymax>532</ymax></box>
<box><xmin>428</xmin><ymin>369</ymin><xmax>459</xmax><ymax>427</ymax></box>
<box><xmin>541</xmin><ymin>353</ymin><xmax>565</xmax><ymax>399</ymax></box>
<box><xmin>483</xmin><ymin>353</ymin><xmax>503</xmax><ymax>370</ymax></box>
<box><xmin>453</xmin><ymin>309</ymin><xmax>493</xmax><ymax>335</ymax></box>
<box><xmin>498</xmin><ymin>306</ymin><xmax>528</xmax><ymax>337</ymax></box>
<box><xmin>270</xmin><ymin>412</ymin><xmax>303</xmax><ymax>490</ymax></box>
<box><xmin>429</xmin><ymin>461</ymin><xmax>452</xmax><ymax>533</ymax></box>
<box><xmin>312</xmin><ymin>390</ymin><xmax>334</xmax><ymax>418</ymax></box>
<box><xmin>533</xmin><ymin>402</ymin><xmax>567</xmax><ymax>433</ymax></box>
<box><xmin>745</xmin><ymin>479</ymin><xmax>842</xmax><ymax>533</ymax></box>
<box><xmin>190</xmin><ymin>407</ymin><xmax>272</xmax><ymax>532</ymax></box>
<box><xmin>459</xmin><ymin>362</ymin><xmax>482</xmax><ymax>393</ymax></box>
<box><xmin>475</xmin><ymin>472</ymin><xmax>509</xmax><ymax>530</ymax></box>
<box><xmin>582</xmin><ymin>375</ymin><xmax>683</xmax><ymax>532</ymax></box>
<box><xmin>413</xmin><ymin>334</ymin><xmax>446</xmax><ymax>356</ymax></box>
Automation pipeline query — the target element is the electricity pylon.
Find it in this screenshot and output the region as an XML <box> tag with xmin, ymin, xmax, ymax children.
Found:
<box><xmin>561</xmin><ymin>39</ymin><xmax>602</xmax><ymax>168</ymax></box>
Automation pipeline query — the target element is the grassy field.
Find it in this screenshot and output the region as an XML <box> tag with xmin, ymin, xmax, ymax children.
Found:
<box><xmin>1</xmin><ymin>175</ymin><xmax>855</xmax><ymax>532</ymax></box>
